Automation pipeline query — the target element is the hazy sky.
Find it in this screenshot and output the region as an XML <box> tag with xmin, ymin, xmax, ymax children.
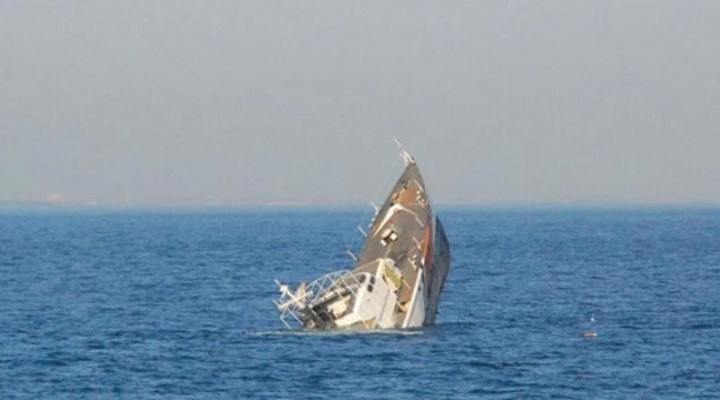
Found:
<box><xmin>2</xmin><ymin>1</ymin><xmax>719</xmax><ymax>205</ymax></box>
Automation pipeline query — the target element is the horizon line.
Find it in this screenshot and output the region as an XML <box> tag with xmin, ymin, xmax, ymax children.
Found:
<box><xmin>2</xmin><ymin>200</ymin><xmax>720</xmax><ymax>210</ymax></box>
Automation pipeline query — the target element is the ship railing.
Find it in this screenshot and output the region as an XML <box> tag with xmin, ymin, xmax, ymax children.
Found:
<box><xmin>274</xmin><ymin>269</ymin><xmax>367</xmax><ymax>329</ymax></box>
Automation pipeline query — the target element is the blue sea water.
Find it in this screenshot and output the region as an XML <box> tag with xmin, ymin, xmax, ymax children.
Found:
<box><xmin>1</xmin><ymin>206</ymin><xmax>719</xmax><ymax>399</ymax></box>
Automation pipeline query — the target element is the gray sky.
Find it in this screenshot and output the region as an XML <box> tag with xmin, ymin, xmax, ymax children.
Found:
<box><xmin>2</xmin><ymin>1</ymin><xmax>719</xmax><ymax>205</ymax></box>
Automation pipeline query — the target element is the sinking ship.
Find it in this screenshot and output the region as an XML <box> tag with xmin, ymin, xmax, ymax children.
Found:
<box><xmin>274</xmin><ymin>142</ymin><xmax>450</xmax><ymax>330</ymax></box>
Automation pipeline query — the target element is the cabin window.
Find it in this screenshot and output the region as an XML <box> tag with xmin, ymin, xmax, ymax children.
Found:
<box><xmin>380</xmin><ymin>228</ymin><xmax>399</xmax><ymax>246</ymax></box>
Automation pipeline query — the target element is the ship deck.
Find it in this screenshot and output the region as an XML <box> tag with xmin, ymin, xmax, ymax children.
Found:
<box><xmin>357</xmin><ymin>163</ymin><xmax>434</xmax><ymax>325</ymax></box>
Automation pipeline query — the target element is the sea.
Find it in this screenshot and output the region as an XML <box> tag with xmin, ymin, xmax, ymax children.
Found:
<box><xmin>1</xmin><ymin>206</ymin><xmax>718</xmax><ymax>399</ymax></box>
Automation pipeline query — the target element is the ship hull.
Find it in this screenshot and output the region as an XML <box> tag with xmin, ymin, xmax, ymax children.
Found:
<box><xmin>275</xmin><ymin>153</ymin><xmax>450</xmax><ymax>330</ymax></box>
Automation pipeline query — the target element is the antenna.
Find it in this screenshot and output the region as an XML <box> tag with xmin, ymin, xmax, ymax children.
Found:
<box><xmin>393</xmin><ymin>138</ymin><xmax>415</xmax><ymax>166</ymax></box>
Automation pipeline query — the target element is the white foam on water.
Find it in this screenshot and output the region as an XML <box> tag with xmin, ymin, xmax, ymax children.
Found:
<box><xmin>244</xmin><ymin>328</ymin><xmax>424</xmax><ymax>337</ymax></box>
